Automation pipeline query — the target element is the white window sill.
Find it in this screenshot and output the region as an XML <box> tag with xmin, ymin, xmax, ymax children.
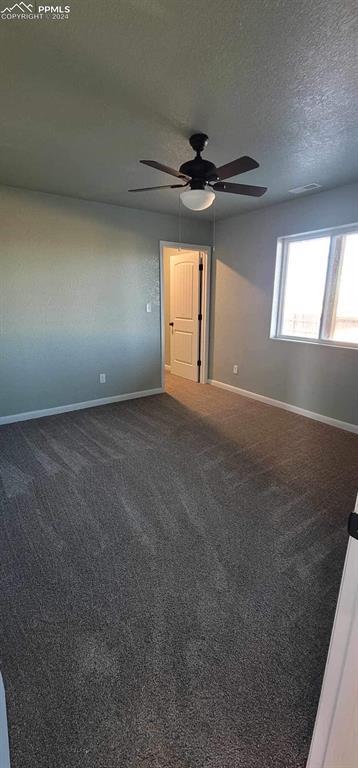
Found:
<box><xmin>270</xmin><ymin>335</ymin><xmax>358</xmax><ymax>352</ymax></box>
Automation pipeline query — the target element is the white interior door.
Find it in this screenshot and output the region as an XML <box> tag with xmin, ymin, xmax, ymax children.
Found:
<box><xmin>170</xmin><ymin>250</ymin><xmax>200</xmax><ymax>381</ymax></box>
<box><xmin>306</xmin><ymin>494</ymin><xmax>358</xmax><ymax>768</ymax></box>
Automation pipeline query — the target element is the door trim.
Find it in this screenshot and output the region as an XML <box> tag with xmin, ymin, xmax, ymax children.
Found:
<box><xmin>159</xmin><ymin>241</ymin><xmax>211</xmax><ymax>388</ymax></box>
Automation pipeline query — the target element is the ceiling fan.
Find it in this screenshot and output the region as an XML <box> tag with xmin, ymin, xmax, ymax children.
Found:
<box><xmin>129</xmin><ymin>133</ymin><xmax>267</xmax><ymax>210</ymax></box>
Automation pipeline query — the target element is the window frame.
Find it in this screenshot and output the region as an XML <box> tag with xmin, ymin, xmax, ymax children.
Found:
<box><xmin>270</xmin><ymin>223</ymin><xmax>358</xmax><ymax>350</ymax></box>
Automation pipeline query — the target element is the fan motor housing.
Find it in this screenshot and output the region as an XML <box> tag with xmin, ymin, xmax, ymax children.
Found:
<box><xmin>188</xmin><ymin>178</ymin><xmax>207</xmax><ymax>191</ymax></box>
<box><xmin>179</xmin><ymin>157</ymin><xmax>218</xmax><ymax>182</ymax></box>
<box><xmin>179</xmin><ymin>133</ymin><xmax>218</xmax><ymax>182</ymax></box>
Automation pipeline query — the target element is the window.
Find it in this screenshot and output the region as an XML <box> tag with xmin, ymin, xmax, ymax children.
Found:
<box><xmin>271</xmin><ymin>226</ymin><xmax>358</xmax><ymax>347</ymax></box>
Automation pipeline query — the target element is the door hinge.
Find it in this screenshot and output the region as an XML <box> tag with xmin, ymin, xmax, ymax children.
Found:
<box><xmin>198</xmin><ymin>313</ymin><xmax>202</xmax><ymax>321</ymax></box>
<box><xmin>348</xmin><ymin>511</ymin><xmax>358</xmax><ymax>540</ymax></box>
<box><xmin>197</xmin><ymin>360</ymin><xmax>201</xmax><ymax>367</ymax></box>
<box><xmin>199</xmin><ymin>263</ymin><xmax>203</xmax><ymax>272</ymax></box>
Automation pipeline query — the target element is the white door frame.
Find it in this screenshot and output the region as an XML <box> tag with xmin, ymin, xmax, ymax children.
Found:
<box><xmin>159</xmin><ymin>241</ymin><xmax>211</xmax><ymax>388</ymax></box>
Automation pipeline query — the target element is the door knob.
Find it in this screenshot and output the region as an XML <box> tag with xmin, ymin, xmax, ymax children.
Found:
<box><xmin>169</xmin><ymin>322</ymin><xmax>174</xmax><ymax>326</ymax></box>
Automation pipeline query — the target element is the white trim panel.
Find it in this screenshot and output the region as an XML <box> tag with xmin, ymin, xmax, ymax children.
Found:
<box><xmin>306</xmin><ymin>494</ymin><xmax>358</xmax><ymax>768</ymax></box>
<box><xmin>0</xmin><ymin>674</ymin><xmax>10</xmax><ymax>768</ymax></box>
<box><xmin>0</xmin><ymin>388</ymin><xmax>164</xmax><ymax>426</ymax></box>
<box><xmin>208</xmin><ymin>379</ymin><xmax>358</xmax><ymax>434</ymax></box>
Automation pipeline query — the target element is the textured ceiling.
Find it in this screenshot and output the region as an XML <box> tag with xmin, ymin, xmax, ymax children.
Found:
<box><xmin>0</xmin><ymin>0</ymin><xmax>357</xmax><ymax>220</ymax></box>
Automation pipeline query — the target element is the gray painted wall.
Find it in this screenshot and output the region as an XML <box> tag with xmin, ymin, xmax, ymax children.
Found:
<box><xmin>210</xmin><ymin>183</ymin><xmax>358</xmax><ymax>425</ymax></box>
<box><xmin>0</xmin><ymin>186</ymin><xmax>210</xmax><ymax>417</ymax></box>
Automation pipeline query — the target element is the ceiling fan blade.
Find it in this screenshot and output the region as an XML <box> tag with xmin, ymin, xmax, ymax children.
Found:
<box><xmin>216</xmin><ymin>156</ymin><xmax>259</xmax><ymax>180</ymax></box>
<box><xmin>140</xmin><ymin>160</ymin><xmax>191</xmax><ymax>181</ymax></box>
<box><xmin>129</xmin><ymin>184</ymin><xmax>187</xmax><ymax>192</ymax></box>
<box><xmin>213</xmin><ymin>181</ymin><xmax>267</xmax><ymax>197</ymax></box>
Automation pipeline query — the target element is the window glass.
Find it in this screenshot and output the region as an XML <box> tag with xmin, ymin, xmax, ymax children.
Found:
<box><xmin>280</xmin><ymin>237</ymin><xmax>330</xmax><ymax>338</ymax></box>
<box><xmin>330</xmin><ymin>233</ymin><xmax>358</xmax><ymax>344</ymax></box>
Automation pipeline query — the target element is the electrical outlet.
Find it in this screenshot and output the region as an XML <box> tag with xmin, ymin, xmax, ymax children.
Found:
<box><xmin>99</xmin><ymin>373</ymin><xmax>106</xmax><ymax>384</ymax></box>
<box><xmin>146</xmin><ymin>302</ymin><xmax>152</xmax><ymax>313</ymax></box>
<box><xmin>233</xmin><ymin>365</ymin><xmax>238</xmax><ymax>375</ymax></box>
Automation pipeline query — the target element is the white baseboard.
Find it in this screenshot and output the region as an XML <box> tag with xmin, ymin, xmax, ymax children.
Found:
<box><xmin>0</xmin><ymin>387</ymin><xmax>164</xmax><ymax>426</ymax></box>
<box><xmin>165</xmin><ymin>364</ymin><xmax>171</xmax><ymax>372</ymax></box>
<box><xmin>208</xmin><ymin>379</ymin><xmax>358</xmax><ymax>434</ymax></box>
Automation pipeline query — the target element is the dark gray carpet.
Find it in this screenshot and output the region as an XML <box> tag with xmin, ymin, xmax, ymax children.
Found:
<box><xmin>0</xmin><ymin>374</ymin><xmax>357</xmax><ymax>768</ymax></box>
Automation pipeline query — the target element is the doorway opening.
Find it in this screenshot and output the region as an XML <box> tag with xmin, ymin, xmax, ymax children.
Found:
<box><xmin>160</xmin><ymin>241</ymin><xmax>211</xmax><ymax>388</ymax></box>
